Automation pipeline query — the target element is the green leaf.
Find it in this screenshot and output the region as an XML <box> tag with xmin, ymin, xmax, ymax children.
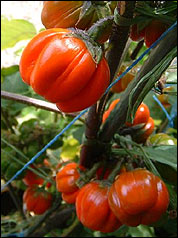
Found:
<box><xmin>155</xmin><ymin>162</ymin><xmax>177</xmax><ymax>185</ymax></box>
<box><xmin>73</xmin><ymin>125</ymin><xmax>86</xmax><ymax>144</ymax></box>
<box><xmin>128</xmin><ymin>225</ymin><xmax>155</xmax><ymax>237</ymax></box>
<box><xmin>1</xmin><ymin>71</ymin><xmax>29</xmax><ymax>94</ymax></box>
<box><xmin>127</xmin><ymin>46</ymin><xmax>177</xmax><ymax>123</ymax></box>
<box><xmin>1</xmin><ymin>71</ymin><xmax>31</xmax><ymax>115</ymax></box>
<box><xmin>144</xmin><ymin>145</ymin><xmax>177</xmax><ymax>170</ymax></box>
<box><xmin>1</xmin><ymin>16</ymin><xmax>37</xmax><ymax>50</ymax></box>
<box><xmin>1</xmin><ymin>65</ymin><xmax>19</xmax><ymax>76</ymax></box>
<box><xmin>60</xmin><ymin>136</ymin><xmax>80</xmax><ymax>160</ymax></box>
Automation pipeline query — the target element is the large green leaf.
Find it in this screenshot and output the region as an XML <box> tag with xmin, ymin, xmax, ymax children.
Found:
<box><xmin>1</xmin><ymin>70</ymin><xmax>31</xmax><ymax>115</ymax></box>
<box><xmin>1</xmin><ymin>70</ymin><xmax>29</xmax><ymax>94</ymax></box>
<box><xmin>144</xmin><ymin>145</ymin><xmax>177</xmax><ymax>170</ymax></box>
<box><xmin>1</xmin><ymin>65</ymin><xmax>19</xmax><ymax>77</ymax></box>
<box><xmin>1</xmin><ymin>16</ymin><xmax>37</xmax><ymax>50</ymax></box>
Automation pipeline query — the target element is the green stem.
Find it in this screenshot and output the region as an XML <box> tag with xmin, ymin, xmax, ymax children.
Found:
<box><xmin>107</xmin><ymin>158</ymin><xmax>125</xmax><ymax>184</ymax></box>
<box><xmin>1</xmin><ymin>137</ymin><xmax>54</xmax><ymax>179</ymax></box>
<box><xmin>138</xmin><ymin>145</ymin><xmax>160</xmax><ymax>177</ymax></box>
<box><xmin>79</xmin><ymin>1</ymin><xmax>136</xmax><ymax>169</ymax></box>
<box><xmin>76</xmin><ymin>162</ymin><xmax>102</xmax><ymax>188</ymax></box>
<box><xmin>61</xmin><ymin>217</ymin><xmax>80</xmax><ymax>237</ymax></box>
<box><xmin>114</xmin><ymin>134</ymin><xmax>161</xmax><ymax>177</ymax></box>
<box><xmin>1</xmin><ymin>137</ymin><xmax>29</xmax><ymax>161</ymax></box>
<box><xmin>106</xmin><ymin>1</ymin><xmax>136</xmax><ymax>81</ymax></box>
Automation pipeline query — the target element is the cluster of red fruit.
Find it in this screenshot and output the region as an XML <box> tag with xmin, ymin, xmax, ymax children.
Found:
<box><xmin>103</xmin><ymin>100</ymin><xmax>154</xmax><ymax>143</ymax></box>
<box><xmin>130</xmin><ymin>20</ymin><xmax>168</xmax><ymax>47</ymax></box>
<box><xmin>56</xmin><ymin>162</ymin><xmax>169</xmax><ymax>233</ymax></box>
<box><xmin>23</xmin><ymin>164</ymin><xmax>53</xmax><ymax>215</ymax></box>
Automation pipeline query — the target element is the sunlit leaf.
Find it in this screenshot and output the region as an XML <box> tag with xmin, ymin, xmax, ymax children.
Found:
<box><xmin>60</xmin><ymin>136</ymin><xmax>80</xmax><ymax>160</ymax></box>
<box><xmin>1</xmin><ymin>16</ymin><xmax>37</xmax><ymax>50</ymax></box>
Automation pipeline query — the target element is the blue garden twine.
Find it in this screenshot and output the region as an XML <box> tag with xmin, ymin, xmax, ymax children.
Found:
<box><xmin>1</xmin><ymin>21</ymin><xmax>177</xmax><ymax>192</ymax></box>
<box><xmin>1</xmin><ymin>231</ymin><xmax>24</xmax><ymax>237</ymax></box>
<box><xmin>153</xmin><ymin>95</ymin><xmax>174</xmax><ymax>128</ymax></box>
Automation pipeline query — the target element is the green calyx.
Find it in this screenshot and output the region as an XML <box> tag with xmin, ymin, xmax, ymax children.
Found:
<box><xmin>64</xmin><ymin>28</ymin><xmax>103</xmax><ymax>64</ymax></box>
<box><xmin>98</xmin><ymin>179</ymin><xmax>112</xmax><ymax>188</ymax></box>
<box><xmin>76</xmin><ymin>161</ymin><xmax>102</xmax><ymax>188</ymax></box>
<box><xmin>87</xmin><ymin>16</ymin><xmax>114</xmax><ymax>44</ymax></box>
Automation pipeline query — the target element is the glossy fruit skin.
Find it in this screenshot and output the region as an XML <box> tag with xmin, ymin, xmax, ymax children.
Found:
<box><xmin>23</xmin><ymin>186</ymin><xmax>52</xmax><ymax>215</ymax></box>
<box><xmin>103</xmin><ymin>100</ymin><xmax>150</xmax><ymax>127</ymax></box>
<box><xmin>134</xmin><ymin>116</ymin><xmax>155</xmax><ymax>143</ymax></box>
<box><xmin>62</xmin><ymin>189</ymin><xmax>80</xmax><ymax>204</ymax></box>
<box><xmin>41</xmin><ymin>1</ymin><xmax>116</xmax><ymax>31</ymax></box>
<box><xmin>132</xmin><ymin>103</ymin><xmax>150</xmax><ymax>126</ymax></box>
<box><xmin>56</xmin><ymin>162</ymin><xmax>85</xmax><ymax>204</ymax></box>
<box><xmin>76</xmin><ymin>181</ymin><xmax>122</xmax><ymax>233</ymax></box>
<box><xmin>108</xmin><ymin>169</ymin><xmax>169</xmax><ymax>227</ymax></box>
<box><xmin>144</xmin><ymin>20</ymin><xmax>168</xmax><ymax>48</ymax></box>
<box><xmin>102</xmin><ymin>99</ymin><xmax>120</xmax><ymax>123</ymax></box>
<box><xmin>147</xmin><ymin>133</ymin><xmax>177</xmax><ymax>146</ymax></box>
<box><xmin>127</xmin><ymin>102</ymin><xmax>150</xmax><ymax>126</ymax></box>
<box><xmin>19</xmin><ymin>28</ymin><xmax>110</xmax><ymax>113</ymax></box>
<box><xmin>41</xmin><ymin>1</ymin><xmax>83</xmax><ymax>29</ymax></box>
<box><xmin>141</xmin><ymin>116</ymin><xmax>154</xmax><ymax>138</ymax></box>
<box><xmin>23</xmin><ymin>165</ymin><xmax>44</xmax><ymax>187</ymax></box>
<box><xmin>130</xmin><ymin>24</ymin><xmax>146</xmax><ymax>41</ymax></box>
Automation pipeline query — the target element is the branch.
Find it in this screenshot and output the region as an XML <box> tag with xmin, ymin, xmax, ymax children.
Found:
<box><xmin>106</xmin><ymin>1</ymin><xmax>136</xmax><ymax>81</ymax></box>
<box><xmin>1</xmin><ymin>90</ymin><xmax>81</xmax><ymax>119</ymax></box>
<box><xmin>27</xmin><ymin>206</ymin><xmax>76</xmax><ymax>237</ymax></box>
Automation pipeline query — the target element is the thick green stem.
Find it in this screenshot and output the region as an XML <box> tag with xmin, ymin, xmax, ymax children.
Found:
<box><xmin>61</xmin><ymin>217</ymin><xmax>80</xmax><ymax>237</ymax></box>
<box><xmin>76</xmin><ymin>161</ymin><xmax>102</xmax><ymax>188</ymax></box>
<box><xmin>106</xmin><ymin>1</ymin><xmax>136</xmax><ymax>81</ymax></box>
<box><xmin>79</xmin><ymin>1</ymin><xmax>136</xmax><ymax>168</ymax></box>
<box><xmin>107</xmin><ymin>158</ymin><xmax>125</xmax><ymax>183</ymax></box>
